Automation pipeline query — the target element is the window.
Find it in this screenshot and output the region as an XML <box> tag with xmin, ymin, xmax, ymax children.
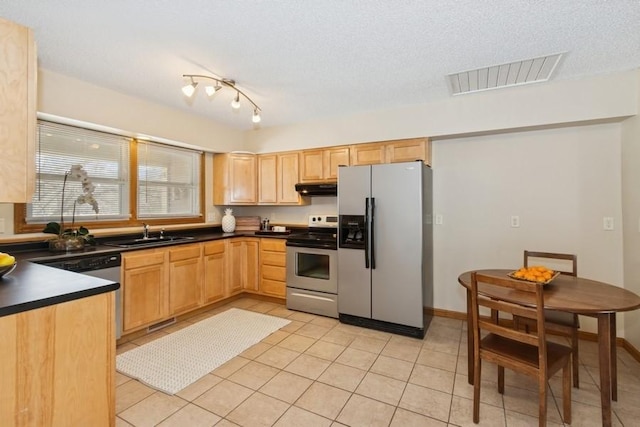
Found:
<box><xmin>137</xmin><ymin>141</ymin><xmax>201</xmax><ymax>218</ymax></box>
<box><xmin>27</xmin><ymin>121</ymin><xmax>130</xmax><ymax>224</ymax></box>
<box><xmin>16</xmin><ymin>120</ymin><xmax>204</xmax><ymax>233</ymax></box>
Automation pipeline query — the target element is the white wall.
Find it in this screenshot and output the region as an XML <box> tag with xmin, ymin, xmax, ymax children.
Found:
<box><xmin>432</xmin><ymin>124</ymin><xmax>624</xmax><ymax>334</ymax></box>
<box><xmin>621</xmin><ymin>70</ymin><xmax>640</xmax><ymax>348</ymax></box>
<box><xmin>38</xmin><ymin>69</ymin><xmax>243</xmax><ymax>152</ymax></box>
<box><xmin>244</xmin><ymin>71</ymin><xmax>637</xmax><ymax>153</ymax></box>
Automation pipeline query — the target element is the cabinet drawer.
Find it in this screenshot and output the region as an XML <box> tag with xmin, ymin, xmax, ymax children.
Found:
<box><xmin>261</xmin><ymin>251</ymin><xmax>286</xmax><ymax>267</ymax></box>
<box><xmin>204</xmin><ymin>240</ymin><xmax>225</xmax><ymax>255</ymax></box>
<box><xmin>261</xmin><ymin>238</ymin><xmax>286</xmax><ymax>252</ymax></box>
<box><xmin>169</xmin><ymin>244</ymin><xmax>201</xmax><ymax>262</ymax></box>
<box><xmin>123</xmin><ymin>250</ymin><xmax>165</xmax><ymax>269</ymax></box>
<box><xmin>262</xmin><ymin>264</ymin><xmax>286</xmax><ymax>281</ymax></box>
<box><xmin>260</xmin><ymin>278</ymin><xmax>286</xmax><ymax>297</ymax></box>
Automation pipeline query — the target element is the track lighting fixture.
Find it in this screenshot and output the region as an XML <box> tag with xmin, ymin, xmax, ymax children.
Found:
<box><xmin>181</xmin><ymin>74</ymin><xmax>262</xmax><ymax>124</ymax></box>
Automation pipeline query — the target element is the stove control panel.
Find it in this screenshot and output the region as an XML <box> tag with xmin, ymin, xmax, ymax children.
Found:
<box><xmin>308</xmin><ymin>214</ymin><xmax>338</xmax><ymax>228</ymax></box>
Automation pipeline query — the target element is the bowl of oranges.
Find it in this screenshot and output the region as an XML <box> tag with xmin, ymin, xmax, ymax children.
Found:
<box><xmin>508</xmin><ymin>265</ymin><xmax>560</xmax><ymax>285</ymax></box>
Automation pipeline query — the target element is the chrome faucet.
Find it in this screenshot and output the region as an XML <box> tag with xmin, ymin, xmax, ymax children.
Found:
<box><xmin>142</xmin><ymin>223</ymin><xmax>149</xmax><ymax>239</ymax></box>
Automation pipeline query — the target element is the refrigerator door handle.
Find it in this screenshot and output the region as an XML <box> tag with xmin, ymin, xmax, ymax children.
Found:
<box><xmin>370</xmin><ymin>197</ymin><xmax>376</xmax><ymax>269</ymax></box>
<box><xmin>364</xmin><ymin>198</ymin><xmax>370</xmax><ymax>269</ymax></box>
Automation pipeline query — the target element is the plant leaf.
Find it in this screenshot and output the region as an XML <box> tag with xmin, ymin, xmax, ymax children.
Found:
<box><xmin>42</xmin><ymin>222</ymin><xmax>61</xmax><ymax>235</ymax></box>
<box><xmin>77</xmin><ymin>226</ymin><xmax>89</xmax><ymax>236</ymax></box>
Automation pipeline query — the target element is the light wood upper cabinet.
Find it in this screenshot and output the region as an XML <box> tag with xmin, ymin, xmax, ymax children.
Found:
<box><xmin>257</xmin><ymin>154</ymin><xmax>277</xmax><ymax>204</ymax></box>
<box><xmin>0</xmin><ymin>18</ymin><xmax>37</xmax><ymax>203</ymax></box>
<box><xmin>168</xmin><ymin>243</ymin><xmax>203</xmax><ymax>316</ymax></box>
<box><xmin>258</xmin><ymin>152</ymin><xmax>307</xmax><ymax>205</ymax></box>
<box><xmin>203</xmin><ymin>240</ymin><xmax>227</xmax><ymax>304</ymax></box>
<box><xmin>300</xmin><ymin>147</ymin><xmax>349</xmax><ymax>182</ymax></box>
<box><xmin>350</xmin><ymin>138</ymin><xmax>431</xmax><ymax>166</ymax></box>
<box><xmin>350</xmin><ymin>143</ymin><xmax>386</xmax><ymax>165</ymax></box>
<box><xmin>213</xmin><ymin>153</ymin><xmax>257</xmax><ymax>205</ymax></box>
<box><xmin>386</xmin><ymin>138</ymin><xmax>431</xmax><ymax>165</ymax></box>
<box><xmin>278</xmin><ymin>152</ymin><xmax>302</xmax><ymax>203</ymax></box>
<box><xmin>122</xmin><ymin>250</ymin><xmax>168</xmax><ymax>332</ymax></box>
<box><xmin>323</xmin><ymin>147</ymin><xmax>350</xmax><ymax>181</ymax></box>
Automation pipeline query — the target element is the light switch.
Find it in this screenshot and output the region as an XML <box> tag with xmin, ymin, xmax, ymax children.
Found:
<box><xmin>435</xmin><ymin>214</ymin><xmax>443</xmax><ymax>225</ymax></box>
<box><xmin>510</xmin><ymin>216</ymin><xmax>520</xmax><ymax>228</ymax></box>
<box><xmin>603</xmin><ymin>217</ymin><xmax>614</xmax><ymax>231</ymax></box>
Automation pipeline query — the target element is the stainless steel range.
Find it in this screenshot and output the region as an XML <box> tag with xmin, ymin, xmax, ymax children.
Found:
<box><xmin>286</xmin><ymin>214</ymin><xmax>338</xmax><ymax>318</ymax></box>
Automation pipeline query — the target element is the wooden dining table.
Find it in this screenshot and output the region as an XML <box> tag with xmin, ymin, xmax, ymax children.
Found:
<box><xmin>458</xmin><ymin>269</ymin><xmax>640</xmax><ymax>427</ymax></box>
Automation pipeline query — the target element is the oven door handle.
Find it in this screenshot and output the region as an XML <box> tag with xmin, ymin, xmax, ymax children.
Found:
<box><xmin>364</xmin><ymin>198</ymin><xmax>370</xmax><ymax>269</ymax></box>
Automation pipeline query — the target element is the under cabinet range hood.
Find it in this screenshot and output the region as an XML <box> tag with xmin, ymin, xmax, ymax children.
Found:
<box><xmin>295</xmin><ymin>182</ymin><xmax>338</xmax><ymax>196</ymax></box>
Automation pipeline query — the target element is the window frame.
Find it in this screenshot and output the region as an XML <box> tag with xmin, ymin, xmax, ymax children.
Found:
<box><xmin>15</xmin><ymin>134</ymin><xmax>206</xmax><ymax>234</ymax></box>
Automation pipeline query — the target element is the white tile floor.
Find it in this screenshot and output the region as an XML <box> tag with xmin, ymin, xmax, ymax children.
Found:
<box><xmin>115</xmin><ymin>298</ymin><xmax>640</xmax><ymax>426</ymax></box>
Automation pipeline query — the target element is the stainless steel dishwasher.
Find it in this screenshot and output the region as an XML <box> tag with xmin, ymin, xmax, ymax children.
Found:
<box><xmin>37</xmin><ymin>253</ymin><xmax>122</xmax><ymax>339</ymax></box>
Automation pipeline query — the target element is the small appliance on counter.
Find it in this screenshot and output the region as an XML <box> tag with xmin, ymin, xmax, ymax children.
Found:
<box><xmin>286</xmin><ymin>214</ymin><xmax>339</xmax><ymax>318</ymax></box>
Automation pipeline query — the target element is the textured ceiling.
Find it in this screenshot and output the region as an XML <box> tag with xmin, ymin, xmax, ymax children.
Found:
<box><xmin>1</xmin><ymin>1</ymin><xmax>639</xmax><ymax>131</ymax></box>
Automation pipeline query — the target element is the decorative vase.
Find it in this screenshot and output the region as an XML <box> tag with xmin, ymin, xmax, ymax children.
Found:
<box><xmin>49</xmin><ymin>236</ymin><xmax>85</xmax><ymax>252</ymax></box>
<box><xmin>222</xmin><ymin>208</ymin><xmax>236</xmax><ymax>232</ymax></box>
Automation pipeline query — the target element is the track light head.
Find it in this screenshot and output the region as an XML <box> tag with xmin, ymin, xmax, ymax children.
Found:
<box><xmin>181</xmin><ymin>78</ymin><xmax>198</xmax><ymax>97</ymax></box>
<box><xmin>231</xmin><ymin>92</ymin><xmax>241</xmax><ymax>109</ymax></box>
<box><xmin>205</xmin><ymin>84</ymin><xmax>221</xmax><ymax>97</ymax></box>
<box><xmin>252</xmin><ymin>109</ymin><xmax>261</xmax><ymax>123</ymax></box>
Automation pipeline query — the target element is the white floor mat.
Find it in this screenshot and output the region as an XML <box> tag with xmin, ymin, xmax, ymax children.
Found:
<box><xmin>116</xmin><ymin>308</ymin><xmax>290</xmax><ymax>395</ymax></box>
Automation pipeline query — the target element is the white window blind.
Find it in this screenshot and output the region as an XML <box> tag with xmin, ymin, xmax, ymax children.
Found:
<box><xmin>137</xmin><ymin>141</ymin><xmax>201</xmax><ymax>219</ymax></box>
<box><xmin>27</xmin><ymin>121</ymin><xmax>131</xmax><ymax>223</ymax></box>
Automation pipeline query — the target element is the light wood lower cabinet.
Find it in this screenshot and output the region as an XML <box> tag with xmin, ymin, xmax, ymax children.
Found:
<box><xmin>0</xmin><ymin>292</ymin><xmax>115</xmax><ymax>426</ymax></box>
<box><xmin>121</xmin><ymin>237</ymin><xmax>284</xmax><ymax>336</ymax></box>
<box><xmin>168</xmin><ymin>243</ymin><xmax>203</xmax><ymax>316</ymax></box>
<box><xmin>259</xmin><ymin>238</ymin><xmax>287</xmax><ymax>297</ymax></box>
<box><xmin>122</xmin><ymin>250</ymin><xmax>167</xmax><ymax>332</ymax></box>
<box><xmin>229</xmin><ymin>238</ymin><xmax>260</xmax><ymax>293</ymax></box>
<box><xmin>203</xmin><ymin>240</ymin><xmax>227</xmax><ymax>304</ymax></box>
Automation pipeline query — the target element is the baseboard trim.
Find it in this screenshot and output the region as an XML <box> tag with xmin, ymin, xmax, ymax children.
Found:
<box><xmin>425</xmin><ymin>306</ymin><xmax>640</xmax><ymax>364</ymax></box>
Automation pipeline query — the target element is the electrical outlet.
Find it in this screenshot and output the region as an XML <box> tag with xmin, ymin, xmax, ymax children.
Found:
<box><xmin>603</xmin><ymin>217</ymin><xmax>614</xmax><ymax>231</ymax></box>
<box><xmin>435</xmin><ymin>214</ymin><xmax>443</xmax><ymax>225</ymax></box>
<box><xmin>510</xmin><ymin>216</ymin><xmax>520</xmax><ymax>228</ymax></box>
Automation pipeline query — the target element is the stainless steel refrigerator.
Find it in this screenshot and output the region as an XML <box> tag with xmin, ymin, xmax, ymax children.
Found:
<box><xmin>337</xmin><ymin>161</ymin><xmax>433</xmax><ymax>338</ymax></box>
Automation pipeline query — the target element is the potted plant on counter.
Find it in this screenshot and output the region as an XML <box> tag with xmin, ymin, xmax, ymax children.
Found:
<box><xmin>43</xmin><ymin>164</ymin><xmax>100</xmax><ymax>251</ymax></box>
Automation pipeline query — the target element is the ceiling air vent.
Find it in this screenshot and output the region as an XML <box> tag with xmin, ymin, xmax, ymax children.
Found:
<box><xmin>447</xmin><ymin>53</ymin><xmax>563</xmax><ymax>95</ymax></box>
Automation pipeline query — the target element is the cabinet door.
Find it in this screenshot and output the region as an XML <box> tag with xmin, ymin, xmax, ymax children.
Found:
<box><xmin>244</xmin><ymin>239</ymin><xmax>260</xmax><ymax>291</ymax></box>
<box><xmin>168</xmin><ymin>244</ymin><xmax>202</xmax><ymax>315</ymax></box>
<box><xmin>350</xmin><ymin>143</ymin><xmax>386</xmax><ymax>165</ymax></box>
<box><xmin>323</xmin><ymin>147</ymin><xmax>349</xmax><ymax>181</ymax></box>
<box><xmin>227</xmin><ymin>239</ymin><xmax>245</xmax><ymax>295</ymax></box>
<box><xmin>277</xmin><ymin>152</ymin><xmax>301</xmax><ymax>203</ymax></box>
<box><xmin>122</xmin><ymin>251</ymin><xmax>167</xmax><ymax>332</ymax></box>
<box><xmin>229</xmin><ymin>154</ymin><xmax>257</xmax><ymax>203</ymax></box>
<box><xmin>0</xmin><ymin>18</ymin><xmax>36</xmax><ymax>202</ymax></box>
<box><xmin>203</xmin><ymin>241</ymin><xmax>227</xmax><ymax>303</ymax></box>
<box><xmin>299</xmin><ymin>150</ymin><xmax>324</xmax><ymax>182</ymax></box>
<box><xmin>386</xmin><ymin>138</ymin><xmax>431</xmax><ymax>165</ymax></box>
<box><xmin>214</xmin><ymin>153</ymin><xmax>257</xmax><ymax>205</ymax></box>
<box><xmin>258</xmin><ymin>154</ymin><xmax>277</xmax><ymax>204</ymax></box>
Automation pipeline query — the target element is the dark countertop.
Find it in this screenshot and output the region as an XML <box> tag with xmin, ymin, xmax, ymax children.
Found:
<box><xmin>0</xmin><ymin>230</ymin><xmax>296</xmax><ymax>318</ymax></box>
<box><xmin>0</xmin><ymin>261</ymin><xmax>119</xmax><ymax>317</ymax></box>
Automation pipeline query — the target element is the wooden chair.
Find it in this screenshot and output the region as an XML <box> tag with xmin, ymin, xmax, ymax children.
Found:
<box><xmin>523</xmin><ymin>251</ymin><xmax>580</xmax><ymax>388</ymax></box>
<box><xmin>470</xmin><ymin>272</ymin><xmax>572</xmax><ymax>426</ymax></box>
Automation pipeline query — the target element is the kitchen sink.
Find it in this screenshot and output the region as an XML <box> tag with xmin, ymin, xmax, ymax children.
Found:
<box><xmin>104</xmin><ymin>236</ymin><xmax>195</xmax><ymax>248</ymax></box>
